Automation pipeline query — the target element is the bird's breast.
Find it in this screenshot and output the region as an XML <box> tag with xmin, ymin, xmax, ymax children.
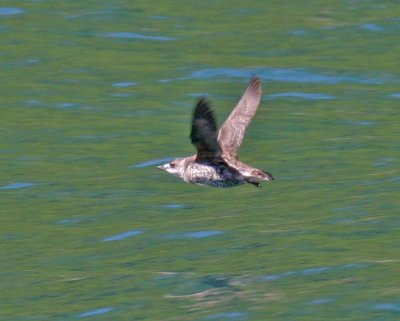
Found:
<box><xmin>183</xmin><ymin>162</ymin><xmax>244</xmax><ymax>187</ymax></box>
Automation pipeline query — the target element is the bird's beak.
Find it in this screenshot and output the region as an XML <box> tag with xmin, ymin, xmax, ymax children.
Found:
<box><xmin>157</xmin><ymin>164</ymin><xmax>167</xmax><ymax>170</ymax></box>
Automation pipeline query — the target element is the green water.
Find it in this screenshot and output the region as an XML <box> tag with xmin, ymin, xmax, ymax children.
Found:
<box><xmin>1</xmin><ymin>1</ymin><xmax>399</xmax><ymax>320</ymax></box>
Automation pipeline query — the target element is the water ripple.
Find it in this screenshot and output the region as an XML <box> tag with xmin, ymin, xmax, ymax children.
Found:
<box><xmin>78</xmin><ymin>307</ymin><xmax>114</xmax><ymax>318</ymax></box>
<box><xmin>344</xmin><ymin>120</ymin><xmax>375</xmax><ymax>126</ymax></box>
<box><xmin>104</xmin><ymin>32</ymin><xmax>174</xmax><ymax>41</ymax></box>
<box><xmin>0</xmin><ymin>7</ymin><xmax>24</xmax><ymax>15</ymax></box>
<box><xmin>267</xmin><ymin>92</ymin><xmax>335</xmax><ymax>100</ymax></box>
<box><xmin>58</xmin><ymin>102</ymin><xmax>76</xmax><ymax>108</ymax></box>
<box><xmin>185</xmin><ymin>231</ymin><xmax>224</xmax><ymax>238</ymax></box>
<box><xmin>206</xmin><ymin>311</ymin><xmax>246</xmax><ymax>319</ymax></box>
<box><xmin>1</xmin><ymin>182</ymin><xmax>35</xmax><ymax>190</ymax></box>
<box><xmin>112</xmin><ymin>82</ymin><xmax>138</xmax><ymax>87</ymax></box>
<box><xmin>165</xmin><ymin>230</ymin><xmax>224</xmax><ymax>239</ymax></box>
<box><xmin>164</xmin><ymin>203</ymin><xmax>188</xmax><ymax>209</ymax></box>
<box><xmin>130</xmin><ymin>157</ymin><xmax>175</xmax><ymax>168</ymax></box>
<box><xmin>263</xmin><ymin>263</ymin><xmax>366</xmax><ymax>281</ymax></box>
<box><xmin>289</xmin><ymin>29</ymin><xmax>308</xmax><ymax>36</ymax></box>
<box><xmin>373</xmin><ymin>303</ymin><xmax>400</xmax><ymax>313</ymax></box>
<box><xmin>373</xmin><ymin>157</ymin><xmax>394</xmax><ymax>167</ymax></box>
<box><xmin>188</xmin><ymin>68</ymin><xmax>391</xmax><ymax>85</ymax></box>
<box><xmin>310</xmin><ymin>298</ymin><xmax>334</xmax><ymax>305</ymax></box>
<box><xmin>360</xmin><ymin>23</ymin><xmax>384</xmax><ymax>32</ymax></box>
<box><xmin>102</xmin><ymin>230</ymin><xmax>143</xmax><ymax>242</ymax></box>
<box><xmin>150</xmin><ymin>15</ymin><xmax>169</xmax><ymax>20</ymax></box>
<box><xmin>302</xmin><ymin>266</ymin><xmax>330</xmax><ymax>275</ymax></box>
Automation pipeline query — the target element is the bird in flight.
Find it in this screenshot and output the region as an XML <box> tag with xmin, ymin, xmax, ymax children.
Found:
<box><xmin>158</xmin><ymin>77</ymin><xmax>274</xmax><ymax>187</ymax></box>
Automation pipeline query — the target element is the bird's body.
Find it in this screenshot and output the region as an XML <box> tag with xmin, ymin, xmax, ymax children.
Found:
<box><xmin>168</xmin><ymin>155</ymin><xmax>244</xmax><ymax>188</ymax></box>
<box><xmin>158</xmin><ymin>77</ymin><xmax>274</xmax><ymax>188</ymax></box>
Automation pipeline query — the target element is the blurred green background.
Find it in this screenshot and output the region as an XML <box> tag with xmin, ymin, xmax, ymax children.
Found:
<box><xmin>1</xmin><ymin>1</ymin><xmax>399</xmax><ymax>320</ymax></box>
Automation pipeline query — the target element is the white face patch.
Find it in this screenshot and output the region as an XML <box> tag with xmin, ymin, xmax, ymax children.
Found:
<box><xmin>158</xmin><ymin>159</ymin><xmax>184</xmax><ymax>177</ymax></box>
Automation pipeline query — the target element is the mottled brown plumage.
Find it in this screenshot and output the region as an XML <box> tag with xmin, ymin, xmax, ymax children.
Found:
<box><xmin>158</xmin><ymin>77</ymin><xmax>274</xmax><ymax>187</ymax></box>
<box><xmin>218</xmin><ymin>77</ymin><xmax>262</xmax><ymax>157</ymax></box>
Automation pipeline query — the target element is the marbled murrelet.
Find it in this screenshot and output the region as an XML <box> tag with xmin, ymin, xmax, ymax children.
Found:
<box><xmin>158</xmin><ymin>77</ymin><xmax>274</xmax><ymax>187</ymax></box>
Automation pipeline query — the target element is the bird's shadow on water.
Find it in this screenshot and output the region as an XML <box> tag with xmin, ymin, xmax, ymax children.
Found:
<box><xmin>151</xmin><ymin>261</ymin><xmax>373</xmax><ymax>318</ymax></box>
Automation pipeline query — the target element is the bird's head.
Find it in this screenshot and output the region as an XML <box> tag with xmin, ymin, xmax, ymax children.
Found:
<box><xmin>157</xmin><ymin>158</ymin><xmax>185</xmax><ymax>177</ymax></box>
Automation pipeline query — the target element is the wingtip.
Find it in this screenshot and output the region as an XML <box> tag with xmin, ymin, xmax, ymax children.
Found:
<box><xmin>194</xmin><ymin>98</ymin><xmax>214</xmax><ymax>118</ymax></box>
<box><xmin>250</xmin><ymin>76</ymin><xmax>261</xmax><ymax>85</ymax></box>
<box><xmin>247</xmin><ymin>76</ymin><xmax>262</xmax><ymax>94</ymax></box>
<box><xmin>196</xmin><ymin>97</ymin><xmax>209</xmax><ymax>105</ymax></box>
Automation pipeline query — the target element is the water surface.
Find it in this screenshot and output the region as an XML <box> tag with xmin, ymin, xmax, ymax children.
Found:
<box><xmin>1</xmin><ymin>1</ymin><xmax>399</xmax><ymax>320</ymax></box>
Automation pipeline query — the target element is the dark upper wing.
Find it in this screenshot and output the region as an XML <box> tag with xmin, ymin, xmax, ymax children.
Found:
<box><xmin>190</xmin><ymin>98</ymin><xmax>222</xmax><ymax>162</ymax></box>
<box><xmin>217</xmin><ymin>77</ymin><xmax>262</xmax><ymax>156</ymax></box>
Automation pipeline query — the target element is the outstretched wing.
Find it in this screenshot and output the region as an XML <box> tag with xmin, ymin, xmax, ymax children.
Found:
<box><xmin>190</xmin><ymin>98</ymin><xmax>222</xmax><ymax>162</ymax></box>
<box><xmin>217</xmin><ymin>77</ymin><xmax>262</xmax><ymax>156</ymax></box>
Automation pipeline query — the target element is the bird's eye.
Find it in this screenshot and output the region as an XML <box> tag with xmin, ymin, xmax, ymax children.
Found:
<box><xmin>170</xmin><ymin>163</ymin><xmax>176</xmax><ymax>168</ymax></box>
